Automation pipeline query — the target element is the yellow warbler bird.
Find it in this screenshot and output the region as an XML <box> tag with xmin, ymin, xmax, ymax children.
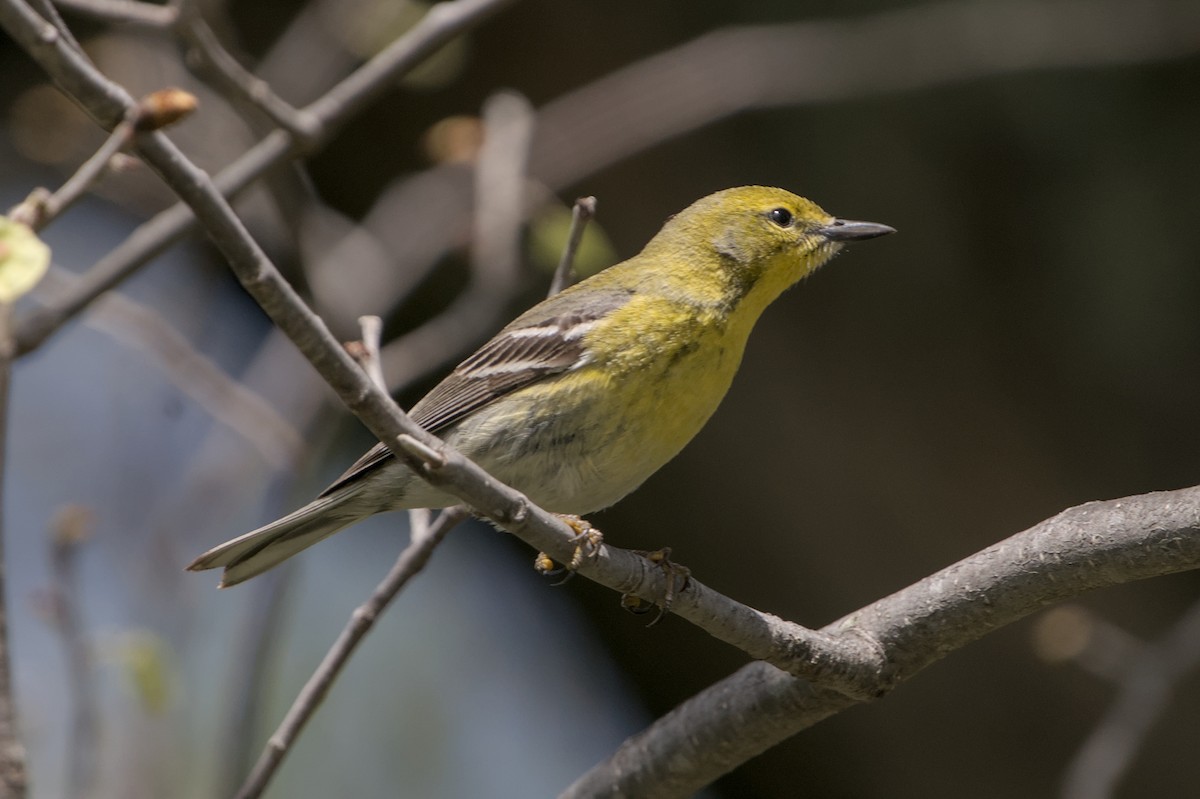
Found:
<box><xmin>189</xmin><ymin>186</ymin><xmax>893</xmax><ymax>587</ymax></box>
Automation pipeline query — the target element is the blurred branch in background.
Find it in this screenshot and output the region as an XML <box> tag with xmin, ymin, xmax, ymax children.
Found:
<box><xmin>1037</xmin><ymin>600</ymin><xmax>1200</xmax><ymax>799</ymax></box>
<box><xmin>34</xmin><ymin>266</ymin><xmax>306</xmax><ymax>467</ymax></box>
<box><xmin>51</xmin><ymin>0</ymin><xmax>178</xmax><ymax>28</ymax></box>
<box><xmin>174</xmin><ymin>0</ymin><xmax>318</xmax><ymax>141</ymax></box>
<box><xmin>42</xmin><ymin>505</ymin><xmax>98</xmax><ymax>799</ymax></box>
<box><xmin>0</xmin><ymin>303</ymin><xmax>27</xmax><ymax>798</ymax></box>
<box><xmin>530</xmin><ymin>0</ymin><xmax>1200</xmax><ymax>187</ymax></box>
<box><xmin>377</xmin><ymin>89</ymin><xmax>534</xmax><ymax>392</ymax></box>
<box><xmin>235</xmin><ymin>505</ymin><xmax>468</xmax><ymax>799</ymax></box>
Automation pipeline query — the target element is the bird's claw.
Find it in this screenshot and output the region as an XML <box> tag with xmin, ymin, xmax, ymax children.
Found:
<box><xmin>621</xmin><ymin>547</ymin><xmax>691</xmax><ymax>627</ymax></box>
<box><xmin>534</xmin><ymin>515</ymin><xmax>603</xmax><ymax>585</ymax></box>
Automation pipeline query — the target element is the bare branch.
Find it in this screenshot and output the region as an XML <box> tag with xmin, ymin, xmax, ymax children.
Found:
<box><xmin>6</xmin><ymin>85</ymin><xmax>194</xmax><ymax>231</ymax></box>
<box><xmin>0</xmin><ymin>304</ymin><xmax>27</xmax><ymax>798</ymax></box>
<box><xmin>302</xmin><ymin>0</ymin><xmax>519</xmax><ymax>145</ymax></box>
<box><xmin>347</xmin><ymin>314</ymin><xmax>386</xmax><ymax>392</ymax></box>
<box><xmin>32</xmin><ymin>267</ymin><xmax>307</xmax><ymax>467</ymax></box>
<box><xmin>174</xmin><ymin>0</ymin><xmax>318</xmax><ymax>140</ymax></box>
<box><xmin>562</xmin><ymin>487</ymin><xmax>1200</xmax><ymax>798</ymax></box>
<box><xmin>1061</xmin><ymin>597</ymin><xmax>1200</xmax><ymax>799</ymax></box>
<box><xmin>548</xmin><ymin>195</ymin><xmax>596</xmax><ymax>297</ymax></box>
<box><xmin>7</xmin><ymin>116</ymin><xmax>134</xmax><ymax>229</ymax></box>
<box><xmin>12</xmin><ymin>131</ymin><xmax>293</xmax><ymax>357</ymax></box>
<box><xmin>28</xmin><ymin>0</ymin><xmax>84</xmax><ymax>56</ymax></box>
<box><xmin>531</xmin><ymin>0</ymin><xmax>1200</xmax><ymax>187</ymax></box>
<box><xmin>51</xmin><ymin>0</ymin><xmax>178</xmax><ymax>28</ymax></box>
<box><xmin>10</xmin><ymin>0</ymin><xmax>521</xmax><ymax>356</ymax></box>
<box><xmin>234</xmin><ymin>506</ymin><xmax>468</xmax><ymax>799</ymax></box>
<box><xmin>45</xmin><ymin>506</ymin><xmax>98</xmax><ymax>799</ymax></box>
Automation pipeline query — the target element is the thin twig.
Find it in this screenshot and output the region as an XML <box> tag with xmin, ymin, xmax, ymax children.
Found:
<box><xmin>27</xmin><ymin>0</ymin><xmax>84</xmax><ymax>56</ymax></box>
<box><xmin>1061</xmin><ymin>597</ymin><xmax>1200</xmax><ymax>799</ymax></box>
<box><xmin>217</xmin><ymin>569</ymin><xmax>293</xmax><ymax>799</ymax></box>
<box><xmin>11</xmin><ymin>0</ymin><xmax>520</xmax><ymax>357</ymax></box>
<box><xmin>46</xmin><ymin>506</ymin><xmax>98</xmax><ymax>799</ymax></box>
<box><xmin>174</xmin><ymin>0</ymin><xmax>318</xmax><ymax>141</ymax></box>
<box><xmin>6</xmin><ymin>87</ymin><xmax>194</xmax><ymax>231</ymax></box>
<box><xmin>547</xmin><ymin>195</ymin><xmax>596</xmax><ymax>297</ymax></box>
<box><xmin>32</xmin><ymin>267</ymin><xmax>307</xmax><ymax>467</ymax></box>
<box><xmin>13</xmin><ymin>131</ymin><xmax>293</xmax><ymax>357</ymax></box>
<box><xmin>7</xmin><ymin>117</ymin><xmax>135</xmax><ymax>230</ymax></box>
<box><xmin>349</xmin><ymin>315</ymin><xmax>386</xmax><ymax>392</ymax></box>
<box><xmin>234</xmin><ymin>506</ymin><xmax>467</xmax><ymax>799</ymax></box>
<box><xmin>51</xmin><ymin>0</ymin><xmax>178</xmax><ymax>28</ymax></box>
<box><xmin>0</xmin><ymin>303</ymin><xmax>28</xmax><ymax>798</ymax></box>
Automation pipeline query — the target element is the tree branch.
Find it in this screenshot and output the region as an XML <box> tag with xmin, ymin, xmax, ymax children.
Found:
<box><xmin>51</xmin><ymin>0</ymin><xmax>178</xmax><ymax>28</ymax></box>
<box><xmin>173</xmin><ymin>0</ymin><xmax>317</xmax><ymax>140</ymax></box>
<box><xmin>34</xmin><ymin>267</ymin><xmax>307</xmax><ymax>467</ymax></box>
<box><xmin>562</xmin><ymin>486</ymin><xmax>1200</xmax><ymax>798</ymax></box>
<box><xmin>0</xmin><ymin>304</ymin><xmax>27</xmax><ymax>798</ymax></box>
<box><xmin>45</xmin><ymin>506</ymin><xmax>97</xmax><ymax>799</ymax></box>
<box><xmin>11</xmin><ymin>0</ymin><xmax>521</xmax><ymax>356</ymax></box>
<box><xmin>0</xmin><ymin>0</ymin><xmax>904</xmax><ymax>701</ymax></box>
<box><xmin>234</xmin><ymin>506</ymin><xmax>467</xmax><ymax>799</ymax></box>
<box><xmin>8</xmin><ymin>2</ymin><xmax>1200</xmax><ymax>796</ymax></box>
<box><xmin>547</xmin><ymin>195</ymin><xmax>595</xmax><ymax>296</ymax></box>
<box><xmin>1060</xmin><ymin>595</ymin><xmax>1200</xmax><ymax>798</ymax></box>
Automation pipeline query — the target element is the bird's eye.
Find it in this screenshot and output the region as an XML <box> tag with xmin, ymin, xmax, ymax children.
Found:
<box><xmin>767</xmin><ymin>207</ymin><xmax>794</xmax><ymax>227</ymax></box>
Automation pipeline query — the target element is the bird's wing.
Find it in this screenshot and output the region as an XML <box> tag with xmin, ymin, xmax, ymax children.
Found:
<box><xmin>318</xmin><ymin>285</ymin><xmax>635</xmax><ymax>498</ymax></box>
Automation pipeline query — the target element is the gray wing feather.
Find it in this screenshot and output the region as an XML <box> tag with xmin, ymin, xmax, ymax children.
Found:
<box><xmin>318</xmin><ymin>285</ymin><xmax>634</xmax><ymax>498</ymax></box>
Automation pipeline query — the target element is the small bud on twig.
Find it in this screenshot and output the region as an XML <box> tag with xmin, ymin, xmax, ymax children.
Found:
<box><xmin>133</xmin><ymin>88</ymin><xmax>199</xmax><ymax>132</ymax></box>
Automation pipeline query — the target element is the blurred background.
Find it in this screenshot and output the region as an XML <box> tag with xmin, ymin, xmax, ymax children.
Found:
<box><xmin>2</xmin><ymin>0</ymin><xmax>1200</xmax><ymax>796</ymax></box>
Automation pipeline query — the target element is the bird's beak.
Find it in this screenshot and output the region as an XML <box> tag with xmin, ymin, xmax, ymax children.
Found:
<box><xmin>820</xmin><ymin>219</ymin><xmax>896</xmax><ymax>241</ymax></box>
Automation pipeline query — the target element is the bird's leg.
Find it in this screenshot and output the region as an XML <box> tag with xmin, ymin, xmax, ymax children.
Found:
<box><xmin>621</xmin><ymin>547</ymin><xmax>691</xmax><ymax>626</ymax></box>
<box><xmin>534</xmin><ymin>514</ymin><xmax>604</xmax><ymax>584</ymax></box>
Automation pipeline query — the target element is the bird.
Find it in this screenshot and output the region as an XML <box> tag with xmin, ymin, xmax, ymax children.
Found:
<box><xmin>188</xmin><ymin>186</ymin><xmax>894</xmax><ymax>587</ymax></box>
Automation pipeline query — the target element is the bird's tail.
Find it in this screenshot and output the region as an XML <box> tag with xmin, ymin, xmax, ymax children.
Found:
<box><xmin>188</xmin><ymin>487</ymin><xmax>368</xmax><ymax>587</ymax></box>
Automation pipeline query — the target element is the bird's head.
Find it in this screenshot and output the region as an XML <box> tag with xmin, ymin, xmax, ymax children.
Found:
<box><xmin>645</xmin><ymin>185</ymin><xmax>895</xmax><ymax>309</ymax></box>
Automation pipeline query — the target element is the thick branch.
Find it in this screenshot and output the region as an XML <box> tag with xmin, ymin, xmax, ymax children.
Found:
<box><xmin>562</xmin><ymin>487</ymin><xmax>1200</xmax><ymax>798</ymax></box>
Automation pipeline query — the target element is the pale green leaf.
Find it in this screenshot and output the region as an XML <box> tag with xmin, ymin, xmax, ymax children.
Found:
<box><xmin>0</xmin><ymin>216</ymin><xmax>50</xmax><ymax>303</ymax></box>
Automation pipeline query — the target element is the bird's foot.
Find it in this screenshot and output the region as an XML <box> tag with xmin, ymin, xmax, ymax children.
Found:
<box><xmin>621</xmin><ymin>547</ymin><xmax>691</xmax><ymax>626</ymax></box>
<box><xmin>534</xmin><ymin>515</ymin><xmax>604</xmax><ymax>585</ymax></box>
